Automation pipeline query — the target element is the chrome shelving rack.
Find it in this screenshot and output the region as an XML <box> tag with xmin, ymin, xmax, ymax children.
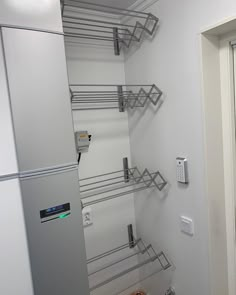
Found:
<box><xmin>63</xmin><ymin>1</ymin><xmax>171</xmax><ymax>292</ymax></box>
<box><xmin>88</xmin><ymin>225</ymin><xmax>171</xmax><ymax>292</ymax></box>
<box><xmin>80</xmin><ymin>158</ymin><xmax>167</xmax><ymax>207</ymax></box>
<box><xmin>70</xmin><ymin>84</ymin><xmax>163</xmax><ymax>111</ymax></box>
<box><xmin>61</xmin><ymin>0</ymin><xmax>159</xmax><ymax>55</ymax></box>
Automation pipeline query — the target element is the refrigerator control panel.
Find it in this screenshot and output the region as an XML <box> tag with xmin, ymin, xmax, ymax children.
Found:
<box><xmin>40</xmin><ymin>203</ymin><xmax>71</xmax><ymax>223</ymax></box>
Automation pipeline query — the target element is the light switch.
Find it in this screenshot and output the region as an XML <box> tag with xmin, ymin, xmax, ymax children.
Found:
<box><xmin>180</xmin><ymin>216</ymin><xmax>194</xmax><ymax>236</ymax></box>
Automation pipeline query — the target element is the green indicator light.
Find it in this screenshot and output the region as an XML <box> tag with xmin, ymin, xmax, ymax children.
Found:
<box><xmin>59</xmin><ymin>212</ymin><xmax>71</xmax><ymax>219</ymax></box>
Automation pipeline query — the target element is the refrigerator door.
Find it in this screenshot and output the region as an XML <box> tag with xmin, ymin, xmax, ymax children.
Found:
<box><xmin>0</xmin><ymin>0</ymin><xmax>62</xmax><ymax>33</ymax></box>
<box><xmin>2</xmin><ymin>28</ymin><xmax>77</xmax><ymax>173</ymax></box>
<box><xmin>20</xmin><ymin>168</ymin><xmax>90</xmax><ymax>295</ymax></box>
<box><xmin>0</xmin><ymin>29</ymin><xmax>18</xmax><ymax>176</ymax></box>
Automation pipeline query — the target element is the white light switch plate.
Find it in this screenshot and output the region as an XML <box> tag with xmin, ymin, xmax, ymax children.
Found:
<box><xmin>180</xmin><ymin>216</ymin><xmax>194</xmax><ymax>236</ymax></box>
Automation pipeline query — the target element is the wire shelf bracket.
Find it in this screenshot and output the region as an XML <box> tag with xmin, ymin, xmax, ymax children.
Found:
<box><xmin>70</xmin><ymin>84</ymin><xmax>163</xmax><ymax>112</ymax></box>
<box><xmin>87</xmin><ymin>225</ymin><xmax>171</xmax><ymax>292</ymax></box>
<box><xmin>80</xmin><ymin>157</ymin><xmax>167</xmax><ymax>207</ymax></box>
<box><xmin>61</xmin><ymin>0</ymin><xmax>159</xmax><ymax>55</ymax></box>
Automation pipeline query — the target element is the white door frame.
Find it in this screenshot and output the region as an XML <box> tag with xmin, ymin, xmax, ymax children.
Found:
<box><xmin>219</xmin><ymin>34</ymin><xmax>236</xmax><ymax>295</ymax></box>
<box><xmin>201</xmin><ymin>19</ymin><xmax>236</xmax><ymax>295</ymax></box>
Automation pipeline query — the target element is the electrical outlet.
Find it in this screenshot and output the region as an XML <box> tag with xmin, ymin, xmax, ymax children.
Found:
<box><xmin>82</xmin><ymin>207</ymin><xmax>93</xmax><ymax>227</ymax></box>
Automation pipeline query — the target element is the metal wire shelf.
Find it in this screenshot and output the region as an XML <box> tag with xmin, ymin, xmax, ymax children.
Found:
<box><xmin>61</xmin><ymin>0</ymin><xmax>159</xmax><ymax>55</ymax></box>
<box><xmin>70</xmin><ymin>84</ymin><xmax>163</xmax><ymax>111</ymax></box>
<box><xmin>87</xmin><ymin>226</ymin><xmax>171</xmax><ymax>292</ymax></box>
<box><xmin>80</xmin><ymin>158</ymin><xmax>167</xmax><ymax>207</ymax></box>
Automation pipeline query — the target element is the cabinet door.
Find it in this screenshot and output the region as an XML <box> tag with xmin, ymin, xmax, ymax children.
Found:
<box><xmin>0</xmin><ymin>0</ymin><xmax>62</xmax><ymax>33</ymax></box>
<box><xmin>20</xmin><ymin>169</ymin><xmax>90</xmax><ymax>295</ymax></box>
<box><xmin>0</xmin><ymin>30</ymin><xmax>18</xmax><ymax>176</ymax></box>
<box><xmin>2</xmin><ymin>28</ymin><xmax>77</xmax><ymax>172</ymax></box>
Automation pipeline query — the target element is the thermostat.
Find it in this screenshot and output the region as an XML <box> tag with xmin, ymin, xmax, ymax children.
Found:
<box><xmin>176</xmin><ymin>157</ymin><xmax>188</xmax><ymax>184</ymax></box>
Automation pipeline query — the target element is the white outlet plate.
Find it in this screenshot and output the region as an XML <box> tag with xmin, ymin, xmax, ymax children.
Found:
<box><xmin>180</xmin><ymin>216</ymin><xmax>194</xmax><ymax>236</ymax></box>
<box><xmin>82</xmin><ymin>207</ymin><xmax>93</xmax><ymax>227</ymax></box>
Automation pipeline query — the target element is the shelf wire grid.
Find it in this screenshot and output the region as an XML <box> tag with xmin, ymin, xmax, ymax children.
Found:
<box><xmin>87</xmin><ymin>237</ymin><xmax>171</xmax><ymax>292</ymax></box>
<box><xmin>80</xmin><ymin>164</ymin><xmax>167</xmax><ymax>207</ymax></box>
<box><xmin>70</xmin><ymin>84</ymin><xmax>163</xmax><ymax>111</ymax></box>
<box><xmin>61</xmin><ymin>0</ymin><xmax>159</xmax><ymax>55</ymax></box>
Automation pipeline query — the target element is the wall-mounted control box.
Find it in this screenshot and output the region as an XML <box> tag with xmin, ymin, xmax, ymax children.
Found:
<box><xmin>176</xmin><ymin>157</ymin><xmax>188</xmax><ymax>184</ymax></box>
<box><xmin>75</xmin><ymin>131</ymin><xmax>91</xmax><ymax>154</ymax></box>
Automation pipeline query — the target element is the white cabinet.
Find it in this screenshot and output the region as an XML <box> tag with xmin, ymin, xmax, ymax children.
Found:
<box><xmin>0</xmin><ymin>0</ymin><xmax>62</xmax><ymax>33</ymax></box>
<box><xmin>0</xmin><ymin>33</ymin><xmax>18</xmax><ymax>176</ymax></box>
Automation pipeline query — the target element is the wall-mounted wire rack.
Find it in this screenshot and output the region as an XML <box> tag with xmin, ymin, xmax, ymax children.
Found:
<box><xmin>61</xmin><ymin>0</ymin><xmax>159</xmax><ymax>55</ymax></box>
<box><xmin>70</xmin><ymin>84</ymin><xmax>163</xmax><ymax>111</ymax></box>
<box><xmin>87</xmin><ymin>225</ymin><xmax>171</xmax><ymax>293</ymax></box>
<box><xmin>80</xmin><ymin>158</ymin><xmax>167</xmax><ymax>207</ymax></box>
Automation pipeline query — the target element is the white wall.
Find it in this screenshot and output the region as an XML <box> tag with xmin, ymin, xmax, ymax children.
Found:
<box><xmin>65</xmin><ymin>43</ymin><xmax>139</xmax><ymax>294</ymax></box>
<box><xmin>0</xmin><ymin>179</ymin><xmax>34</xmax><ymax>295</ymax></box>
<box><xmin>124</xmin><ymin>0</ymin><xmax>236</xmax><ymax>295</ymax></box>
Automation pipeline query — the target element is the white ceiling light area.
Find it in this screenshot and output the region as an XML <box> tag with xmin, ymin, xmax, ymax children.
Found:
<box><xmin>84</xmin><ymin>0</ymin><xmax>139</xmax><ymax>9</ymax></box>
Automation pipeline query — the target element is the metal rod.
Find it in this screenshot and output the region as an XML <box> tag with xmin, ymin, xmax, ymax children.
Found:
<box><xmin>88</xmin><ymin>244</ymin><xmax>152</xmax><ymax>277</ymax></box>
<box><xmin>80</xmin><ymin>179</ymin><xmax>128</xmax><ymax>193</ymax></box>
<box><xmin>63</xmin><ymin>20</ymin><xmax>130</xmax><ymax>32</ymax></box>
<box><xmin>87</xmin><ymin>244</ymin><xmax>130</xmax><ymax>264</ymax></box>
<box><xmin>64</xmin><ymin>26</ymin><xmax>136</xmax><ymax>37</ymax></box>
<box><xmin>117</xmin><ymin>85</ymin><xmax>125</xmax><ymax>111</ymax></box>
<box><xmin>128</xmin><ymin>224</ymin><xmax>134</xmax><ymax>248</ymax></box>
<box><xmin>80</xmin><ymin>174</ymin><xmax>125</xmax><ymax>188</ymax></box>
<box><xmin>63</xmin><ymin>15</ymin><xmax>140</xmax><ymax>29</ymax></box>
<box><xmin>64</xmin><ymin>0</ymin><xmax>152</xmax><ymax>17</ymax></box>
<box><xmin>64</xmin><ymin>25</ymin><xmax>116</xmax><ymax>35</ymax></box>
<box><xmin>90</xmin><ymin>255</ymin><xmax>158</xmax><ymax>291</ymax></box>
<box><xmin>64</xmin><ymin>33</ymin><xmax>115</xmax><ymax>42</ymax></box>
<box><xmin>80</xmin><ymin>171</ymin><xmax>157</xmax><ymax>189</ymax></box>
<box><xmin>72</xmin><ymin>95</ymin><xmax>158</xmax><ymax>100</ymax></box>
<box><xmin>113</xmin><ymin>27</ymin><xmax>120</xmax><ymax>55</ymax></box>
<box><xmin>83</xmin><ymin>185</ymin><xmax>156</xmax><ymax>207</ymax></box>
<box><xmin>72</xmin><ymin>92</ymin><xmax>160</xmax><ymax>95</ymax></box>
<box><xmin>89</xmin><ymin>250</ymin><xmax>139</xmax><ymax>276</ymax></box>
<box><xmin>80</xmin><ymin>169</ymin><xmax>129</xmax><ymax>182</ymax></box>
<box><xmin>64</xmin><ymin>4</ymin><xmax>150</xmax><ymax>19</ymax></box>
<box><xmin>87</xmin><ymin>239</ymin><xmax>141</xmax><ymax>264</ymax></box>
<box><xmin>70</xmin><ymin>84</ymin><xmax>154</xmax><ymax>87</ymax></box>
<box><xmin>64</xmin><ymin>32</ymin><xmax>128</xmax><ymax>41</ymax></box>
<box><xmin>72</xmin><ymin>106</ymin><xmax>119</xmax><ymax>110</ymax></box>
<box><xmin>80</xmin><ymin>178</ymin><xmax>153</xmax><ymax>200</ymax></box>
<box><xmin>123</xmin><ymin>157</ymin><xmax>129</xmax><ymax>182</ymax></box>
<box><xmin>73</xmin><ymin>99</ymin><xmax>120</xmax><ymax>103</ymax></box>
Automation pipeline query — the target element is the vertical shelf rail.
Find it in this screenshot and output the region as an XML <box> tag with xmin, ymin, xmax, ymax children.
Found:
<box><xmin>70</xmin><ymin>84</ymin><xmax>163</xmax><ymax>111</ymax></box>
<box><xmin>61</xmin><ymin>0</ymin><xmax>159</xmax><ymax>55</ymax></box>
<box><xmin>79</xmin><ymin>158</ymin><xmax>167</xmax><ymax>207</ymax></box>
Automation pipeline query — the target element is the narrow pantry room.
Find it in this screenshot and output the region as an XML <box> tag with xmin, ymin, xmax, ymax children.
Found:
<box><xmin>1</xmin><ymin>1</ymin><xmax>236</xmax><ymax>295</ymax></box>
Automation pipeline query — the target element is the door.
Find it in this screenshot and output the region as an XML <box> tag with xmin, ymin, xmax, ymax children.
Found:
<box><xmin>20</xmin><ymin>168</ymin><xmax>90</xmax><ymax>295</ymax></box>
<box><xmin>1</xmin><ymin>27</ymin><xmax>77</xmax><ymax>173</ymax></box>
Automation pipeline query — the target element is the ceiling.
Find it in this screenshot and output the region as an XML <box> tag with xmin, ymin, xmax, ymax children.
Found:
<box><xmin>86</xmin><ymin>0</ymin><xmax>139</xmax><ymax>9</ymax></box>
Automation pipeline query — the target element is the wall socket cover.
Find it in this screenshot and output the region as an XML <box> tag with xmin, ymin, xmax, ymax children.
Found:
<box><xmin>82</xmin><ymin>207</ymin><xmax>93</xmax><ymax>227</ymax></box>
